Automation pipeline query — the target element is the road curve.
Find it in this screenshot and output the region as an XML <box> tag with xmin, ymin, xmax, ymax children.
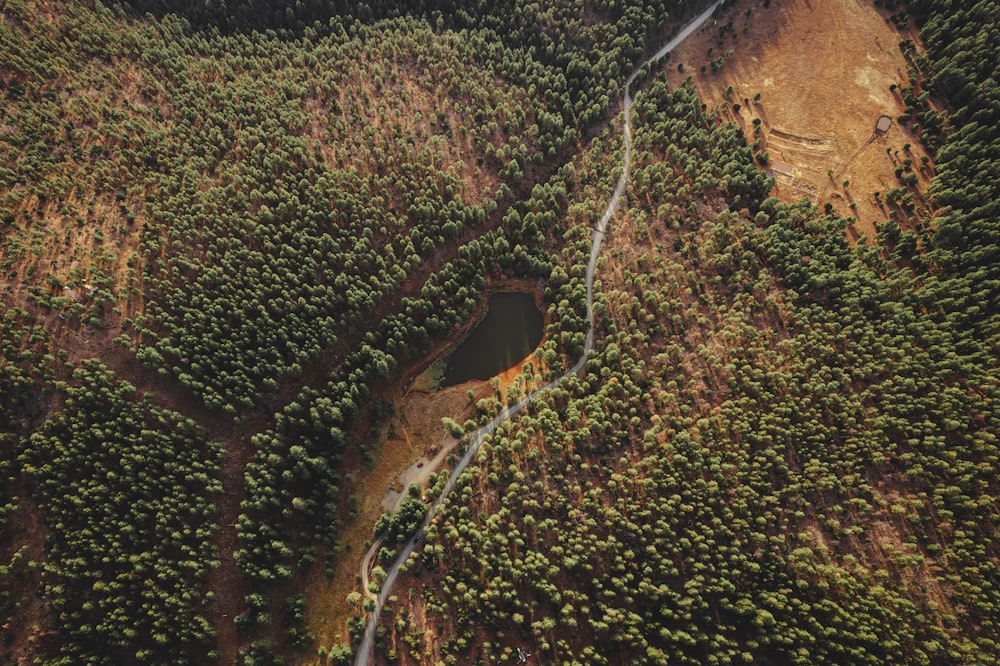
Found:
<box><xmin>353</xmin><ymin>3</ymin><xmax>723</xmax><ymax>664</ymax></box>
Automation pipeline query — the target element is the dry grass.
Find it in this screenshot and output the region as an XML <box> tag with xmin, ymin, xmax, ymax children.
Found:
<box><xmin>663</xmin><ymin>0</ymin><xmax>938</xmax><ymax>241</ymax></box>
<box><xmin>306</xmin><ymin>384</ymin><xmax>474</xmax><ymax>656</ymax></box>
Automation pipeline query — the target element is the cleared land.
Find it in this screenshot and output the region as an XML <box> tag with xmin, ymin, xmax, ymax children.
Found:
<box><xmin>665</xmin><ymin>0</ymin><xmax>936</xmax><ymax>240</ymax></box>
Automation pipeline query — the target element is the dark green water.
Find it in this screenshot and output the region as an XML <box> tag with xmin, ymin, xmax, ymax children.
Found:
<box><xmin>441</xmin><ymin>292</ymin><xmax>544</xmax><ymax>387</ymax></box>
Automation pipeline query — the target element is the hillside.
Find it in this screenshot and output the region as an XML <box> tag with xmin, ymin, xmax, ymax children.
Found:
<box><xmin>2</xmin><ymin>0</ymin><xmax>999</xmax><ymax>665</ymax></box>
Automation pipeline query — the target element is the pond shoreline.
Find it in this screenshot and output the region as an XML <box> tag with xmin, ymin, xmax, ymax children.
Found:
<box><xmin>307</xmin><ymin>276</ymin><xmax>548</xmax><ymax>649</ymax></box>
<box><xmin>411</xmin><ymin>277</ymin><xmax>547</xmax><ymax>392</ymax></box>
<box><xmin>386</xmin><ymin>278</ymin><xmax>548</xmax><ymax>509</ymax></box>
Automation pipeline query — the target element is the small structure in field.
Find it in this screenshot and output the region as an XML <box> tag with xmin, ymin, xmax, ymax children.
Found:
<box><xmin>63</xmin><ymin>286</ymin><xmax>82</xmax><ymax>303</ymax></box>
<box><xmin>875</xmin><ymin>115</ymin><xmax>892</xmax><ymax>134</ymax></box>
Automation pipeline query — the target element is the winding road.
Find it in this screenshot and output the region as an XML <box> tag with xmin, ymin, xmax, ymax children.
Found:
<box><xmin>353</xmin><ymin>3</ymin><xmax>723</xmax><ymax>664</ymax></box>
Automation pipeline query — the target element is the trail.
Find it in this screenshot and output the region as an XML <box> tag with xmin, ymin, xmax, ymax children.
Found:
<box><xmin>353</xmin><ymin>2</ymin><xmax>723</xmax><ymax>664</ymax></box>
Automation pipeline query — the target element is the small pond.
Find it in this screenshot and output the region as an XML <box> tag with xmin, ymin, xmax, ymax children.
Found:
<box><xmin>441</xmin><ymin>291</ymin><xmax>544</xmax><ymax>387</ymax></box>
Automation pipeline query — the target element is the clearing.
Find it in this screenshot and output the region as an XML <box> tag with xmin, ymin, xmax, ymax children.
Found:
<box><xmin>664</xmin><ymin>0</ymin><xmax>936</xmax><ymax>241</ymax></box>
<box><xmin>306</xmin><ymin>282</ymin><xmax>548</xmax><ymax>656</ymax></box>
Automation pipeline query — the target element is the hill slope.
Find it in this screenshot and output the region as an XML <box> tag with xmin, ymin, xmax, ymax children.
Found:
<box><xmin>2</xmin><ymin>0</ymin><xmax>999</xmax><ymax>664</ymax></box>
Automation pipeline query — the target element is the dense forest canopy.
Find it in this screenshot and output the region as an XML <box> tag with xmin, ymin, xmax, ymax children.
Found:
<box><xmin>385</xmin><ymin>62</ymin><xmax>1000</xmax><ymax>663</ymax></box>
<box><xmin>1</xmin><ymin>0</ymin><xmax>999</xmax><ymax>664</ymax></box>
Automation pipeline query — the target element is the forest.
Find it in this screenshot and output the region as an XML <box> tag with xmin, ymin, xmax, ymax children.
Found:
<box><xmin>1</xmin><ymin>0</ymin><xmax>998</xmax><ymax>664</ymax></box>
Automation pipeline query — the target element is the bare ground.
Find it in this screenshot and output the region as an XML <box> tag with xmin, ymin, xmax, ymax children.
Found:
<box><xmin>2</xmin><ymin>1</ymin><xmax>947</xmax><ymax>663</ymax></box>
<box><xmin>664</xmin><ymin>0</ymin><xmax>936</xmax><ymax>241</ymax></box>
<box><xmin>304</xmin><ymin>280</ymin><xmax>547</xmax><ymax>658</ymax></box>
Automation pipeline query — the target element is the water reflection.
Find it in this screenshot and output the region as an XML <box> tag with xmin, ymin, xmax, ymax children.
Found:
<box><xmin>441</xmin><ymin>292</ymin><xmax>543</xmax><ymax>386</ymax></box>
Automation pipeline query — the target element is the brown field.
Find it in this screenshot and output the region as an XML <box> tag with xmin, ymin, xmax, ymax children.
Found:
<box><xmin>664</xmin><ymin>0</ymin><xmax>936</xmax><ymax>241</ymax></box>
